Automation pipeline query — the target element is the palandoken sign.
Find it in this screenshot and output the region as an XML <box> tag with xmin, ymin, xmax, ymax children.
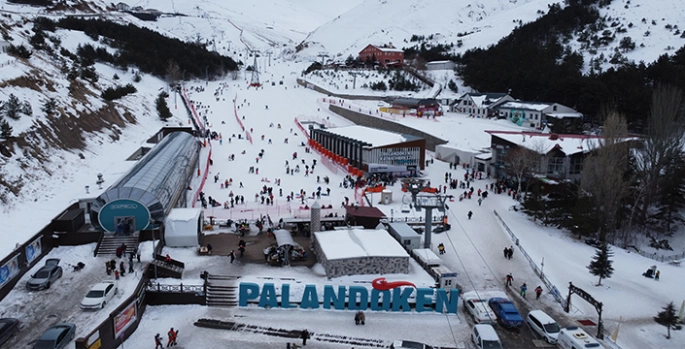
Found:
<box><xmin>239</xmin><ymin>278</ymin><xmax>459</xmax><ymax>314</ymax></box>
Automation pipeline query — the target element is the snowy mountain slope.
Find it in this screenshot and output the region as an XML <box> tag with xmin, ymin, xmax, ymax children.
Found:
<box><xmin>297</xmin><ymin>0</ymin><xmax>560</xmax><ymax>59</ymax></box>
<box><xmin>569</xmin><ymin>0</ymin><xmax>685</xmax><ymax>73</ymax></box>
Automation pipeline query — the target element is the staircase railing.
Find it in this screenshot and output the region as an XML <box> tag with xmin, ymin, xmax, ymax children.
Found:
<box><xmin>93</xmin><ymin>232</ymin><xmax>105</xmax><ymax>257</ymax></box>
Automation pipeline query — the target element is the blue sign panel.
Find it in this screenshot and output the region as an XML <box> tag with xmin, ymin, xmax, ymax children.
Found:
<box><xmin>0</xmin><ymin>255</ymin><xmax>20</xmax><ymax>288</ymax></box>
<box><xmin>98</xmin><ymin>199</ymin><xmax>150</xmax><ymax>233</ymax></box>
<box><xmin>25</xmin><ymin>237</ymin><xmax>42</xmax><ymax>265</ymax></box>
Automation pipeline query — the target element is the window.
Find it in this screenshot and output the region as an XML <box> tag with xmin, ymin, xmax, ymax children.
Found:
<box><xmin>547</xmin><ymin>157</ymin><xmax>564</xmax><ymax>176</ymax></box>
<box><xmin>553</xmin><ymin>105</ymin><xmax>558</xmax><ymax>111</ymax></box>
<box><xmin>569</xmin><ymin>156</ymin><xmax>583</xmax><ymax>174</ymax></box>
<box><xmin>403</xmin><ymin>239</ymin><xmax>411</xmax><ymax>245</ymax></box>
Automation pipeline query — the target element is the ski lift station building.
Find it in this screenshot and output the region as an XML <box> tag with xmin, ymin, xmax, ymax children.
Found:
<box><xmin>89</xmin><ymin>131</ymin><xmax>200</xmax><ymax>233</ymax></box>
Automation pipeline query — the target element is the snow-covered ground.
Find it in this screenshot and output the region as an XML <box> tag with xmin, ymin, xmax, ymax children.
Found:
<box><xmin>0</xmin><ymin>0</ymin><xmax>684</xmax><ymax>348</ymax></box>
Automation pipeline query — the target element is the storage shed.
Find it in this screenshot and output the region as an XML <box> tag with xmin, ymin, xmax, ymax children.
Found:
<box><xmin>412</xmin><ymin>248</ymin><xmax>442</xmax><ymax>268</ymax></box>
<box><xmin>164</xmin><ymin>208</ymin><xmax>203</xmax><ymax>247</ymax></box>
<box><xmin>52</xmin><ymin>208</ymin><xmax>85</xmax><ymax>233</ymax></box>
<box><xmin>387</xmin><ymin>222</ymin><xmax>421</xmax><ymax>250</ymax></box>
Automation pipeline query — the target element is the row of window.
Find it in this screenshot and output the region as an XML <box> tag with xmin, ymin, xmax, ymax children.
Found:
<box><xmin>494</xmin><ymin>148</ymin><xmax>583</xmax><ymax>176</ymax></box>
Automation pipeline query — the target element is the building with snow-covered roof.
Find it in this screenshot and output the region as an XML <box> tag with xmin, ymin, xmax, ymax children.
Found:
<box><xmin>425</xmin><ymin>60</ymin><xmax>456</xmax><ymax>70</ymax></box>
<box><xmin>359</xmin><ymin>43</ymin><xmax>404</xmax><ymax>67</ymax></box>
<box><xmin>310</xmin><ymin>125</ymin><xmax>425</xmax><ymax>174</ymax></box>
<box><xmin>450</xmin><ymin>92</ymin><xmax>514</xmax><ymax>117</ymax></box>
<box><xmin>486</xmin><ymin>131</ymin><xmax>635</xmax><ymax>182</ymax></box>
<box><xmin>312</xmin><ymin>228</ymin><xmax>409</xmax><ymax>278</ymax></box>
<box><xmin>495</xmin><ymin>101</ymin><xmax>582</xmax><ymax>129</ymax></box>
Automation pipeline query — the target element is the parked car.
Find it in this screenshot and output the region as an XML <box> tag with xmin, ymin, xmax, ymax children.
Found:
<box><xmin>471</xmin><ymin>324</ymin><xmax>502</xmax><ymax>349</ymax></box>
<box><xmin>488</xmin><ymin>297</ymin><xmax>524</xmax><ymax>328</ymax></box>
<box><xmin>26</xmin><ymin>259</ymin><xmax>63</xmax><ymax>291</ymax></box>
<box><xmin>33</xmin><ymin>323</ymin><xmax>75</xmax><ymax>349</ymax></box>
<box><xmin>0</xmin><ymin>318</ymin><xmax>20</xmax><ymax>346</ymax></box>
<box><xmin>526</xmin><ymin>310</ymin><xmax>560</xmax><ymax>343</ymax></box>
<box><xmin>389</xmin><ymin>340</ymin><xmax>433</xmax><ymax>349</ymax></box>
<box><xmin>462</xmin><ymin>297</ymin><xmax>496</xmax><ymax>324</ymax></box>
<box><xmin>80</xmin><ymin>281</ymin><xmax>118</xmax><ymax>310</ymax></box>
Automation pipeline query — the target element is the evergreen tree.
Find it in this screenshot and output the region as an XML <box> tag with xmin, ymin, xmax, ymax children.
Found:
<box><xmin>4</xmin><ymin>94</ymin><xmax>21</xmax><ymax>120</ymax></box>
<box><xmin>587</xmin><ymin>243</ymin><xmax>614</xmax><ymax>286</ymax></box>
<box><xmin>42</xmin><ymin>98</ymin><xmax>57</xmax><ymax>117</ymax></box>
<box><xmin>654</xmin><ymin>302</ymin><xmax>679</xmax><ymax>339</ymax></box>
<box><xmin>652</xmin><ymin>153</ymin><xmax>685</xmax><ymax>232</ymax></box>
<box><xmin>156</xmin><ymin>92</ymin><xmax>172</xmax><ymax>121</ymax></box>
<box><xmin>0</xmin><ymin>119</ymin><xmax>12</xmax><ymax>139</ymax></box>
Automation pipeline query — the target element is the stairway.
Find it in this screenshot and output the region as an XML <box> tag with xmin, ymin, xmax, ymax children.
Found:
<box><xmin>206</xmin><ymin>275</ymin><xmax>239</xmax><ymax>307</ymax></box>
<box><xmin>95</xmin><ymin>234</ymin><xmax>139</xmax><ymax>257</ymax></box>
<box><xmin>148</xmin><ymin>255</ymin><xmax>185</xmax><ymax>279</ymax></box>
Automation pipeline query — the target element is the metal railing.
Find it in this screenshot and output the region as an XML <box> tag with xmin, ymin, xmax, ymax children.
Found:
<box><xmin>146</xmin><ymin>282</ymin><xmax>203</xmax><ymax>293</ymax></box>
<box><xmin>493</xmin><ymin>209</ymin><xmax>624</xmax><ymax>349</ymax></box>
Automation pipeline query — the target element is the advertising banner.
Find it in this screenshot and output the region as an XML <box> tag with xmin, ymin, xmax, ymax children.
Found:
<box><xmin>113</xmin><ymin>301</ymin><xmax>137</xmax><ymax>339</ymax></box>
<box><xmin>0</xmin><ymin>255</ymin><xmax>20</xmax><ymax>288</ymax></box>
<box><xmin>25</xmin><ymin>237</ymin><xmax>42</xmax><ymax>265</ymax></box>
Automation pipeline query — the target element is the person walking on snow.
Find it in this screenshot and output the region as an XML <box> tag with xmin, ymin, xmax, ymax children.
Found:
<box><xmin>166</xmin><ymin>328</ymin><xmax>175</xmax><ymax>347</ymax></box>
<box><xmin>154</xmin><ymin>334</ymin><xmax>164</xmax><ymax>349</ymax></box>
<box><xmin>506</xmin><ymin>273</ymin><xmax>514</xmax><ymax>287</ymax></box>
<box><xmin>438</xmin><ymin>243</ymin><xmax>445</xmax><ymax>255</ymax></box>
<box><xmin>535</xmin><ymin>286</ymin><xmax>543</xmax><ymax>300</ymax></box>
<box><xmin>228</xmin><ymin>250</ymin><xmax>236</xmax><ymax>263</ymax></box>
<box><xmin>300</xmin><ymin>329</ymin><xmax>310</xmax><ymax>346</ymax></box>
<box><xmin>520</xmin><ymin>283</ymin><xmax>527</xmax><ymax>298</ymax></box>
<box><xmin>467</xmin><ymin>210</ymin><xmax>473</xmax><ymax>220</ymax></box>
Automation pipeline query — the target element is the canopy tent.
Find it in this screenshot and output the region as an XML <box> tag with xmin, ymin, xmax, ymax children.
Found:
<box><xmin>273</xmin><ymin>229</ymin><xmax>297</xmax><ymax>248</ymax></box>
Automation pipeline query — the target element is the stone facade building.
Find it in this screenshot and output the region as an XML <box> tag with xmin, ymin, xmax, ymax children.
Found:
<box><xmin>313</xmin><ymin>228</ymin><xmax>409</xmax><ymax>278</ymax></box>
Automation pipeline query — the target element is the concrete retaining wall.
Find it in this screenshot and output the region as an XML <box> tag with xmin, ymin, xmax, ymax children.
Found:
<box><xmin>328</xmin><ymin>104</ymin><xmax>448</xmax><ymax>151</ymax></box>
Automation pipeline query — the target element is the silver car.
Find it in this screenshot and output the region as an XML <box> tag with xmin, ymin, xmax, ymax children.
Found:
<box><xmin>26</xmin><ymin>259</ymin><xmax>63</xmax><ymax>291</ymax></box>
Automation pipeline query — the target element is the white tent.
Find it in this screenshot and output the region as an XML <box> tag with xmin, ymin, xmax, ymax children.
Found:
<box><xmin>273</xmin><ymin>229</ymin><xmax>296</xmax><ymax>248</ymax></box>
<box><xmin>164</xmin><ymin>208</ymin><xmax>203</xmax><ymax>247</ymax></box>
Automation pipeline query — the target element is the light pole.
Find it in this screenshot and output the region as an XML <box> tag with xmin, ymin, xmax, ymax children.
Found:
<box><xmin>205</xmin><ymin>66</ymin><xmax>209</xmax><ymax>86</ymax></box>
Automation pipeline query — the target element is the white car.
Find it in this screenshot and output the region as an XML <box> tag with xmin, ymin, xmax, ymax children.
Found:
<box><xmin>471</xmin><ymin>324</ymin><xmax>502</xmax><ymax>349</ymax></box>
<box><xmin>463</xmin><ymin>298</ymin><xmax>497</xmax><ymax>324</ymax></box>
<box><xmin>80</xmin><ymin>281</ymin><xmax>118</xmax><ymax>310</ymax></box>
<box><xmin>526</xmin><ymin>310</ymin><xmax>561</xmax><ymax>344</ymax></box>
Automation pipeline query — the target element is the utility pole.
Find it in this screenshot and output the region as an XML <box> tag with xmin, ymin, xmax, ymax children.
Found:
<box><xmin>212</xmin><ymin>35</ymin><xmax>217</xmax><ymax>52</ymax></box>
<box><xmin>349</xmin><ymin>72</ymin><xmax>361</xmax><ymax>89</ymax></box>
<box><xmin>267</xmin><ymin>50</ymin><xmax>272</xmax><ymax>67</ymax></box>
<box><xmin>205</xmin><ymin>66</ymin><xmax>209</xmax><ymax>86</ymax></box>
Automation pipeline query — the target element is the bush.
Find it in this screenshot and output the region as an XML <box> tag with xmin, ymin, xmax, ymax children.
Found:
<box><xmin>7</xmin><ymin>44</ymin><xmax>32</xmax><ymax>59</ymax></box>
<box><xmin>370</xmin><ymin>81</ymin><xmax>387</xmax><ymax>91</ymax></box>
<box><xmin>101</xmin><ymin>84</ymin><xmax>137</xmax><ymax>101</ymax></box>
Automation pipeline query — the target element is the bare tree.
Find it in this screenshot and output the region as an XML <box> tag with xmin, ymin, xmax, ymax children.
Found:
<box><xmin>581</xmin><ymin>111</ymin><xmax>630</xmax><ymax>242</ymax></box>
<box><xmin>165</xmin><ymin>59</ymin><xmax>181</xmax><ymax>90</ymax></box>
<box><xmin>630</xmin><ymin>85</ymin><xmax>685</xmax><ymax>231</ymax></box>
<box><xmin>505</xmin><ymin>146</ymin><xmax>538</xmax><ymax>195</ymax></box>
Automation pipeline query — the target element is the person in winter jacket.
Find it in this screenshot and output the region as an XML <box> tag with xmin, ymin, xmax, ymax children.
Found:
<box><xmin>300</xmin><ymin>329</ymin><xmax>310</xmax><ymax>346</ymax></box>
<box><xmin>506</xmin><ymin>273</ymin><xmax>514</xmax><ymax>286</ymax></box>
<box><xmin>155</xmin><ymin>333</ymin><xmax>163</xmax><ymax>349</ymax></box>
<box><xmin>167</xmin><ymin>328</ymin><xmax>175</xmax><ymax>347</ymax></box>
<box><xmin>535</xmin><ymin>286</ymin><xmax>543</xmax><ymax>300</ymax></box>
<box><xmin>520</xmin><ymin>283</ymin><xmax>527</xmax><ymax>298</ymax></box>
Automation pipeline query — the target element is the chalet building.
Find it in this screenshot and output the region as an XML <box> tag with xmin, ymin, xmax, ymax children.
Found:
<box><xmin>450</xmin><ymin>92</ymin><xmax>514</xmax><ymax>117</ymax></box>
<box><xmin>495</xmin><ymin>101</ymin><xmax>583</xmax><ymax>129</ymax></box>
<box><xmin>486</xmin><ymin>131</ymin><xmax>638</xmax><ymax>182</ymax></box>
<box><xmin>115</xmin><ymin>2</ymin><xmax>130</xmax><ymax>11</ymax></box>
<box><xmin>359</xmin><ymin>43</ymin><xmax>404</xmax><ymax>67</ymax></box>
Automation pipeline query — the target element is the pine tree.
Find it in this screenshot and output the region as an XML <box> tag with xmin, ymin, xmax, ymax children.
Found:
<box><xmin>652</xmin><ymin>154</ymin><xmax>685</xmax><ymax>232</ymax></box>
<box><xmin>4</xmin><ymin>94</ymin><xmax>21</xmax><ymax>120</ymax></box>
<box><xmin>42</xmin><ymin>98</ymin><xmax>57</xmax><ymax>117</ymax></box>
<box><xmin>0</xmin><ymin>119</ymin><xmax>12</xmax><ymax>139</ymax></box>
<box><xmin>654</xmin><ymin>302</ymin><xmax>679</xmax><ymax>339</ymax></box>
<box><xmin>155</xmin><ymin>92</ymin><xmax>172</xmax><ymax>121</ymax></box>
<box><xmin>587</xmin><ymin>243</ymin><xmax>614</xmax><ymax>286</ymax></box>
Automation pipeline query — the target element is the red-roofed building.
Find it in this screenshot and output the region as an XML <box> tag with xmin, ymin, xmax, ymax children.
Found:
<box><xmin>359</xmin><ymin>44</ymin><xmax>404</xmax><ymax>67</ymax></box>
